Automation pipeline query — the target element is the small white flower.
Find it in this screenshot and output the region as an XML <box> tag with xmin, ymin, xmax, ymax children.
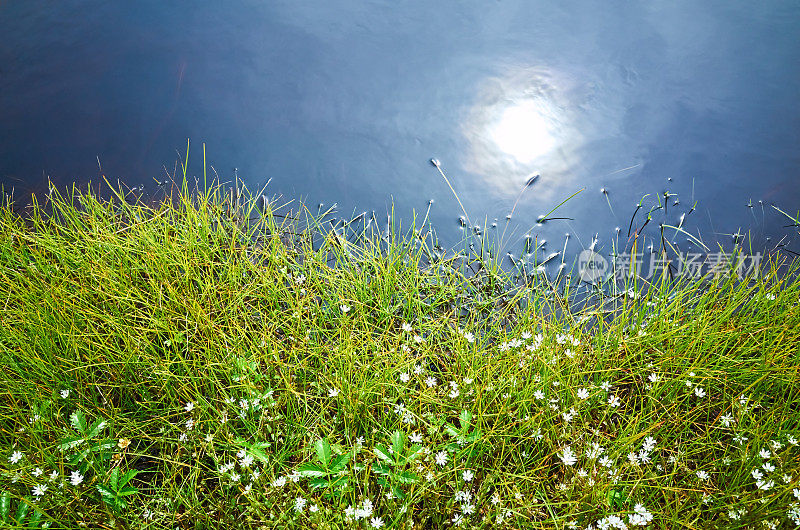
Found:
<box><xmin>294</xmin><ymin>496</ymin><xmax>306</xmax><ymax>512</ymax></box>
<box><xmin>399</xmin><ymin>372</ymin><xmax>410</xmax><ymax>383</ymax></box>
<box><xmin>413</xmin><ymin>334</ymin><xmax>424</xmax><ymax>343</ymax></box>
<box><xmin>696</xmin><ymin>470</ymin><xmax>710</xmax><ymax>480</ymax></box>
<box><xmin>559</xmin><ymin>446</ymin><xmax>578</xmax><ymax>466</ymax></box>
<box><xmin>608</xmin><ymin>394</ymin><xmax>621</xmax><ymax>407</ymax></box>
<box><xmin>32</xmin><ymin>467</ymin><xmax>43</xmax><ymax>477</ymax></box>
<box><xmin>720</xmin><ymin>414</ymin><xmax>734</xmax><ymax>427</ymax></box>
<box><xmin>401</xmin><ymin>322</ymin><xmax>412</xmax><ymax>332</ymax></box>
<box><xmin>576</xmin><ymin>388</ymin><xmax>590</xmax><ymax>399</ymax></box>
<box><xmin>648</xmin><ymin>373</ymin><xmax>660</xmax><ymax>383</ymax></box>
<box><xmin>60</xmin><ymin>389</ymin><xmax>70</xmax><ymax>399</ymax></box>
<box><xmin>328</xmin><ymin>387</ymin><xmax>340</xmax><ymax>398</ymax></box>
<box><xmin>340</xmin><ymin>304</ymin><xmax>350</xmax><ymax>313</ymax></box>
<box><xmin>8</xmin><ymin>451</ymin><xmax>23</xmax><ymax>464</ymax></box>
<box><xmin>449</xmin><ymin>388</ymin><xmax>460</xmax><ymax>399</ymax></box>
<box><xmin>759</xmin><ymin>448</ymin><xmax>772</xmax><ymax>459</ymax></box>
<box><xmin>463</xmin><ymin>331</ymin><xmax>475</xmax><ymax>343</ymax></box>
<box><xmin>694</xmin><ymin>386</ymin><xmax>706</xmax><ymax>398</ymax></box>
<box><xmin>462</xmin><ymin>469</ymin><xmax>474</xmax><ymax>482</ymax></box>
<box><xmin>410</xmin><ymin>432</ymin><xmax>423</xmax><ymax>444</ymax></box>
<box><xmin>32</xmin><ymin>484</ymin><xmax>47</xmax><ymax>497</ymax></box>
<box><xmin>49</xmin><ymin>470</ymin><xmax>58</xmax><ymax>481</ymax></box>
<box><xmin>309</xmin><ymin>504</ymin><xmax>319</xmax><ymax>513</ymax></box>
<box><xmin>435</xmin><ymin>451</ymin><xmax>448</xmax><ymax>466</ymax></box>
<box><xmin>756</xmin><ymin>479</ymin><xmax>774</xmax><ymax>491</ymax></box>
<box><xmin>600</xmin><ymin>381</ymin><xmax>612</xmax><ymax>391</ymax></box>
<box><xmin>271</xmin><ymin>476</ymin><xmax>286</xmax><ymax>488</ymax></box>
<box><xmin>70</xmin><ymin>470</ymin><xmax>84</xmax><ymax>486</ymax></box>
<box><xmin>370</xmin><ymin>516</ymin><xmax>384</xmax><ymax>528</ymax></box>
<box><xmin>184</xmin><ymin>402</ymin><xmax>194</xmax><ymax>412</ymax></box>
<box><xmin>240</xmin><ymin>453</ymin><xmax>254</xmax><ymax>468</ymax></box>
<box><xmin>414</xmin><ymin>364</ymin><xmax>424</xmax><ymax>375</ymax></box>
<box><xmin>533</xmin><ymin>390</ymin><xmax>545</xmax><ymax>400</ymax></box>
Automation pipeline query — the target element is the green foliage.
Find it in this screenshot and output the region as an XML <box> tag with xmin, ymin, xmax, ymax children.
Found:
<box><xmin>444</xmin><ymin>409</ymin><xmax>483</xmax><ymax>452</ymax></box>
<box><xmin>297</xmin><ymin>438</ymin><xmax>351</xmax><ymax>497</ymax></box>
<box><xmin>0</xmin><ymin>178</ymin><xmax>798</xmax><ymax>527</ymax></box>
<box><xmin>0</xmin><ymin>494</ymin><xmax>45</xmax><ymax>528</ymax></box>
<box><xmin>373</xmin><ymin>431</ymin><xmax>424</xmax><ymax>500</ymax></box>
<box><xmin>96</xmin><ymin>468</ymin><xmax>139</xmax><ymax>512</ymax></box>
<box><xmin>59</xmin><ymin>410</ymin><xmax>114</xmax><ymax>472</ymax></box>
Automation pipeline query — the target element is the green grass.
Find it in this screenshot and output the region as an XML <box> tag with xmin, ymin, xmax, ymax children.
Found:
<box><xmin>0</xmin><ymin>180</ymin><xmax>799</xmax><ymax>529</ymax></box>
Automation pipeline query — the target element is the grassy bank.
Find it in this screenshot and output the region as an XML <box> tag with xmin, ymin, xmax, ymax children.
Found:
<box><xmin>1</xmin><ymin>182</ymin><xmax>799</xmax><ymax>529</ymax></box>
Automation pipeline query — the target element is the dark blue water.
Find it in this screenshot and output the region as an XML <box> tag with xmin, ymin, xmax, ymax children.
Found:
<box><xmin>2</xmin><ymin>1</ymin><xmax>799</xmax><ymax>268</ymax></box>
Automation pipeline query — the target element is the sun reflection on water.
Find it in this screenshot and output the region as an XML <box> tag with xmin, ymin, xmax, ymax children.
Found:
<box><xmin>490</xmin><ymin>99</ymin><xmax>557</xmax><ymax>164</ymax></box>
<box><xmin>461</xmin><ymin>68</ymin><xmax>582</xmax><ymax>198</ymax></box>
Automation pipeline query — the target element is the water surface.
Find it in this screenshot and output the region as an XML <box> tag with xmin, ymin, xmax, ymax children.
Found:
<box><xmin>1</xmin><ymin>1</ymin><xmax>799</xmax><ymax>269</ymax></box>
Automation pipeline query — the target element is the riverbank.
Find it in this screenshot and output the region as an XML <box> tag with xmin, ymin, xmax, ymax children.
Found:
<box><xmin>1</xmin><ymin>182</ymin><xmax>799</xmax><ymax>528</ymax></box>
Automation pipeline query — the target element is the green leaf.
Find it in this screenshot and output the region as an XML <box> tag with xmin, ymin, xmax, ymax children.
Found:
<box><xmin>395</xmin><ymin>470</ymin><xmax>419</xmax><ymax>484</ymax></box>
<box><xmin>390</xmin><ymin>430</ymin><xmax>406</xmax><ymax>456</ymax></box>
<box><xmin>608</xmin><ymin>489</ymin><xmax>626</xmax><ymax>509</ymax></box>
<box><xmin>329</xmin><ymin>452</ymin><xmax>351</xmax><ymax>473</ymax></box>
<box><xmin>86</xmin><ymin>419</ymin><xmax>108</xmax><ymax>439</ymax></box>
<box><xmin>373</xmin><ymin>464</ymin><xmax>393</xmax><ymax>476</ymax></box>
<box><xmin>90</xmin><ymin>440</ymin><xmax>115</xmax><ymax>452</ymax></box>
<box><xmin>465</xmin><ymin>430</ymin><xmax>482</xmax><ymax>443</ymax></box>
<box><xmin>26</xmin><ymin>509</ymin><xmax>41</xmax><ymax>528</ymax></box>
<box><xmin>107</xmin><ymin>468</ymin><xmax>120</xmax><ymax>490</ymax></box>
<box><xmin>308</xmin><ymin>477</ymin><xmax>331</xmax><ymax>489</ymax></box>
<box><xmin>392</xmin><ymin>486</ymin><xmax>406</xmax><ymax>500</ymax></box>
<box><xmin>96</xmin><ymin>484</ymin><xmax>115</xmax><ymax>501</ymax></box>
<box><xmin>0</xmin><ymin>492</ymin><xmax>9</xmax><ymax>521</ymax></box>
<box><xmin>15</xmin><ymin>500</ymin><xmax>29</xmax><ymax>523</ymax></box>
<box><xmin>459</xmin><ymin>410</ymin><xmax>472</xmax><ymax>427</ymax></box>
<box><xmin>374</xmin><ymin>445</ymin><xmax>392</xmax><ymax>464</ymax></box>
<box><xmin>116</xmin><ymin>486</ymin><xmax>138</xmax><ymax>497</ymax></box>
<box><xmin>297</xmin><ymin>463</ymin><xmax>327</xmax><ymax>478</ymax></box>
<box><xmin>248</xmin><ymin>446</ymin><xmax>270</xmax><ymax>464</ymax></box>
<box><xmin>69</xmin><ymin>410</ymin><xmax>87</xmax><ymax>433</ymax></box>
<box><xmin>57</xmin><ymin>435</ymin><xmax>85</xmax><ymax>451</ymax></box>
<box><xmin>68</xmin><ymin>447</ymin><xmax>91</xmax><ymax>466</ymax></box>
<box><xmin>118</xmin><ymin>469</ymin><xmax>138</xmax><ymax>488</ymax></box>
<box><xmin>315</xmin><ymin>438</ymin><xmax>332</xmax><ymax>467</ymax></box>
<box><xmin>444</xmin><ymin>424</ymin><xmax>460</xmax><ymax>438</ymax></box>
<box><xmin>406</xmin><ymin>444</ymin><xmax>424</xmax><ymax>461</ymax></box>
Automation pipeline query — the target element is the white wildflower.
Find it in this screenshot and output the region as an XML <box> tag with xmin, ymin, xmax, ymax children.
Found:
<box><xmin>559</xmin><ymin>446</ymin><xmax>578</xmax><ymax>466</ymax></box>
<box><xmin>294</xmin><ymin>496</ymin><xmax>306</xmax><ymax>512</ymax></box>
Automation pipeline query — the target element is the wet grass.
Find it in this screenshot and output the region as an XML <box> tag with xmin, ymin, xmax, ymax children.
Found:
<box><xmin>1</xmin><ymin>180</ymin><xmax>799</xmax><ymax>529</ymax></box>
